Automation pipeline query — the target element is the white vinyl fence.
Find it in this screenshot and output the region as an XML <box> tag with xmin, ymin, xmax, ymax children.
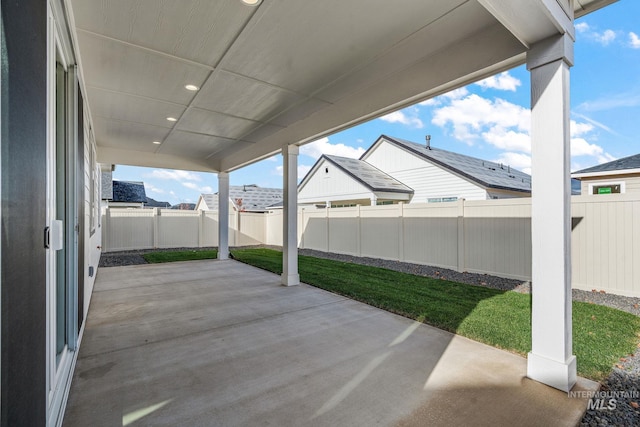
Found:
<box><xmin>102</xmin><ymin>194</ymin><xmax>640</xmax><ymax>297</ymax></box>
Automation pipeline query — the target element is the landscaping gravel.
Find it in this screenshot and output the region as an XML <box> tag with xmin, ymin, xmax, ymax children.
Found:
<box><xmin>99</xmin><ymin>245</ymin><xmax>640</xmax><ymax>426</ymax></box>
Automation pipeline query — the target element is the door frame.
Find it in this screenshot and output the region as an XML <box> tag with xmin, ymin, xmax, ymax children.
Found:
<box><xmin>46</xmin><ymin>1</ymin><xmax>79</xmax><ymax>425</ymax></box>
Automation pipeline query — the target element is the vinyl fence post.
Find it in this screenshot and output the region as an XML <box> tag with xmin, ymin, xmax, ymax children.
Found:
<box><xmin>457</xmin><ymin>199</ymin><xmax>465</xmax><ymax>273</ymax></box>
<box><xmin>356</xmin><ymin>204</ymin><xmax>361</xmax><ymax>257</ymax></box>
<box><xmin>398</xmin><ymin>202</ymin><xmax>404</xmax><ymax>261</ymax></box>
<box><xmin>198</xmin><ymin>209</ymin><xmax>205</xmax><ymax>248</ymax></box>
<box><xmin>153</xmin><ymin>208</ymin><xmax>160</xmax><ymax>248</ymax></box>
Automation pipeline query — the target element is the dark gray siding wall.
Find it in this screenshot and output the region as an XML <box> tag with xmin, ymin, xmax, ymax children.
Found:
<box><xmin>1</xmin><ymin>0</ymin><xmax>48</xmax><ymax>425</ymax></box>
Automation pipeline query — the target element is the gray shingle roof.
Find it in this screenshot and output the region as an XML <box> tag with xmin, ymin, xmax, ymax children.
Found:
<box><xmin>375</xmin><ymin>136</ymin><xmax>532</xmax><ymax>193</ymax></box>
<box><xmin>323</xmin><ymin>155</ymin><xmax>413</xmax><ymax>193</ymax></box>
<box><xmin>573</xmin><ymin>153</ymin><xmax>640</xmax><ymax>174</ymax></box>
<box><xmin>112</xmin><ymin>180</ymin><xmax>147</xmax><ymax>203</ymax></box>
<box><xmin>201</xmin><ymin>185</ymin><xmax>283</xmax><ymax>212</ymax></box>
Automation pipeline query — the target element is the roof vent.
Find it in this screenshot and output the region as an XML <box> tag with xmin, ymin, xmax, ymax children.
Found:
<box><xmin>425</xmin><ymin>135</ymin><xmax>432</xmax><ymax>150</ymax></box>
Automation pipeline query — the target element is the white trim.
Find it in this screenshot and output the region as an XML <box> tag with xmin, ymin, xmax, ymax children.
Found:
<box><xmin>47</xmin><ymin>2</ymin><xmax>80</xmax><ymax>424</ymax></box>
<box><xmin>571</xmin><ymin>168</ymin><xmax>640</xmax><ymax>179</ymax></box>
<box><xmin>587</xmin><ymin>181</ymin><xmax>625</xmax><ymax>195</ymax></box>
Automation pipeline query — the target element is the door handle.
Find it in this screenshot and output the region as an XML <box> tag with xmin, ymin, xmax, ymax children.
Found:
<box><xmin>44</xmin><ymin>226</ymin><xmax>50</xmax><ymax>249</ymax></box>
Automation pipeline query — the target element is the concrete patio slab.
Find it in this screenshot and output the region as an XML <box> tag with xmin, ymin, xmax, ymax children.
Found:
<box><xmin>63</xmin><ymin>259</ymin><xmax>597</xmax><ymax>426</ymax></box>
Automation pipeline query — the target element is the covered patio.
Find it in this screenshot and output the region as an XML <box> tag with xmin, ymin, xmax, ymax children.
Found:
<box><xmin>63</xmin><ymin>259</ymin><xmax>596</xmax><ymax>426</ymax></box>
<box><xmin>0</xmin><ymin>0</ymin><xmax>621</xmax><ymax>425</ymax></box>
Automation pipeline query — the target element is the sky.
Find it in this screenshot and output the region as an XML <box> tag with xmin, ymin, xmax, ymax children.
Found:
<box><xmin>114</xmin><ymin>1</ymin><xmax>640</xmax><ymax>206</ymax></box>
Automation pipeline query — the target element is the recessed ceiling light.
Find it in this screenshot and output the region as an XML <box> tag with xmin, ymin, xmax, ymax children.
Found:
<box><xmin>166</xmin><ymin>117</ymin><xmax>177</xmax><ymax>122</ymax></box>
<box><xmin>242</xmin><ymin>0</ymin><xmax>262</xmax><ymax>5</ymax></box>
<box><xmin>185</xmin><ymin>84</ymin><xmax>199</xmax><ymax>91</ymax></box>
<box><xmin>153</xmin><ymin>141</ymin><xmax>162</xmax><ymax>145</ymax></box>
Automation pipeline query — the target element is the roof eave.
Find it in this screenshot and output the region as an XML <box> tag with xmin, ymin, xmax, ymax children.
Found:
<box><xmin>572</xmin><ymin>168</ymin><xmax>640</xmax><ymax>179</ymax></box>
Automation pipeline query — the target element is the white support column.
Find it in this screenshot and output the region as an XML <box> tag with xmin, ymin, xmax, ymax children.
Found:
<box><xmin>218</xmin><ymin>172</ymin><xmax>230</xmax><ymax>260</ymax></box>
<box><xmin>282</xmin><ymin>144</ymin><xmax>300</xmax><ymax>286</ymax></box>
<box><xmin>526</xmin><ymin>33</ymin><xmax>576</xmax><ymax>392</ymax></box>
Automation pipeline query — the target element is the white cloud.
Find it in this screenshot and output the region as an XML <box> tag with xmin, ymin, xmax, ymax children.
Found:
<box><xmin>418</xmin><ymin>98</ymin><xmax>440</xmax><ymax>107</ymax></box>
<box><xmin>432</xmin><ymin>92</ymin><xmax>615</xmax><ymax>168</ymax></box>
<box><xmin>145</xmin><ymin>183</ymin><xmax>165</xmax><ymax>194</ymax></box>
<box><xmin>594</xmin><ymin>29</ymin><xmax>616</xmax><ymax>45</ymax></box>
<box><xmin>431</xmin><ymin>94</ymin><xmax>530</xmax><ymax>146</ymax></box>
<box><xmin>575</xmin><ymin>22</ymin><xmax>590</xmax><ymax>33</ymax></box>
<box><xmin>443</xmin><ymin>87</ymin><xmax>469</xmax><ymax>100</ymax></box>
<box><xmin>379</xmin><ymin>109</ymin><xmax>424</xmax><ymax>128</ymax></box>
<box><xmin>476</xmin><ymin>72</ymin><xmax>521</xmax><ymax>92</ymax></box>
<box><xmin>629</xmin><ymin>32</ymin><xmax>640</xmax><ymax>48</ymax></box>
<box><xmin>274</xmin><ymin>164</ymin><xmax>312</xmax><ymax>178</ymax></box>
<box><xmin>570</xmin><ymin>120</ymin><xmax>594</xmax><ymax>137</ymax></box>
<box><xmin>494</xmin><ymin>152</ymin><xmax>532</xmax><ymax>175</ymax></box>
<box><xmin>148</xmin><ymin>169</ymin><xmax>201</xmax><ymax>182</ymax></box>
<box><xmin>182</xmin><ymin>182</ymin><xmax>213</xmax><ymax>193</ymax></box>
<box><xmin>576</xmin><ymin>23</ymin><xmax>618</xmax><ymax>46</ymax></box>
<box><xmin>299</xmin><ymin>137</ymin><xmax>366</xmax><ymax>160</ymax></box>
<box><xmin>266</xmin><ymin>155</ymin><xmax>279</xmax><ymax>162</ymax></box>
<box><xmin>481</xmin><ymin>127</ymin><xmax>531</xmax><ymax>153</ymax></box>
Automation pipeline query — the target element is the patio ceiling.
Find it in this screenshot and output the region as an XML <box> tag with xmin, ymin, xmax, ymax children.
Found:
<box><xmin>69</xmin><ymin>0</ymin><xmax>616</xmax><ymax>173</ymax></box>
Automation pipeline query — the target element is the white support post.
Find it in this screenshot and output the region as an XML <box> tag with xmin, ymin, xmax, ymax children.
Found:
<box><xmin>218</xmin><ymin>172</ymin><xmax>230</xmax><ymax>260</ymax></box>
<box><xmin>526</xmin><ymin>33</ymin><xmax>576</xmax><ymax>392</ymax></box>
<box><xmin>282</xmin><ymin>144</ymin><xmax>300</xmax><ymax>286</ymax></box>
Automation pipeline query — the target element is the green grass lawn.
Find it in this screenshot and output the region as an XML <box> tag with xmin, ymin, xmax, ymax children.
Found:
<box><xmin>143</xmin><ymin>249</ymin><xmax>218</xmax><ymax>264</ymax></box>
<box><xmin>230</xmin><ymin>248</ymin><xmax>640</xmax><ymax>381</ymax></box>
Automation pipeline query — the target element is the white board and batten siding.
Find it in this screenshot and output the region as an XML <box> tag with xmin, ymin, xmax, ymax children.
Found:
<box><xmin>364</xmin><ymin>139</ymin><xmax>488</xmax><ymax>202</ymax></box>
<box><xmin>298</xmin><ymin>157</ymin><xmax>374</xmax><ymax>205</ymax></box>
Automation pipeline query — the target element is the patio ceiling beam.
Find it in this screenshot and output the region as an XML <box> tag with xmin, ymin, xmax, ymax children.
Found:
<box><xmin>97</xmin><ymin>146</ymin><xmax>218</xmax><ymax>173</ymax></box>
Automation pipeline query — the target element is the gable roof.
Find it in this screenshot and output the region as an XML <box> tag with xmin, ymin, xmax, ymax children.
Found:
<box><xmin>112</xmin><ymin>180</ymin><xmax>147</xmax><ymax>203</ymax></box>
<box><xmin>316</xmin><ymin>155</ymin><xmax>413</xmax><ymax>194</ymax></box>
<box><xmin>363</xmin><ymin>135</ymin><xmax>532</xmax><ymax>193</ymax></box>
<box><xmin>572</xmin><ymin>153</ymin><xmax>640</xmax><ymax>176</ymax></box>
<box><xmin>200</xmin><ymin>185</ymin><xmax>283</xmax><ymax>212</ymax></box>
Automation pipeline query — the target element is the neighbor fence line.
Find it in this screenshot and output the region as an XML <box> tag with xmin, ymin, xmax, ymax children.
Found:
<box><xmin>102</xmin><ymin>193</ymin><xmax>640</xmax><ymax>297</ymax></box>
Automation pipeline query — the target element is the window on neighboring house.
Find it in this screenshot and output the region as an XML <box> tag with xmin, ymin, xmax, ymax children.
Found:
<box><xmin>589</xmin><ymin>182</ymin><xmax>624</xmax><ymax>195</ymax></box>
<box><xmin>377</xmin><ymin>200</ymin><xmax>394</xmax><ymax>205</ymax></box>
<box><xmin>428</xmin><ymin>196</ymin><xmax>458</xmax><ymax>203</ymax></box>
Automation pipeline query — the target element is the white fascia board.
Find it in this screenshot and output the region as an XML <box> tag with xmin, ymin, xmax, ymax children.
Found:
<box><xmin>571</xmin><ymin>169</ymin><xmax>640</xmax><ymax>179</ymax></box>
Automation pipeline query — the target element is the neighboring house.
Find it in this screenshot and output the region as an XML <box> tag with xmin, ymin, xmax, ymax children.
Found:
<box><xmin>171</xmin><ymin>203</ymin><xmax>196</xmax><ymax>210</ymax></box>
<box><xmin>299</xmin><ymin>135</ymin><xmax>531</xmax><ymax>207</ymax></box>
<box><xmin>145</xmin><ymin>197</ymin><xmax>172</xmax><ymax>208</ymax></box>
<box><xmin>196</xmin><ymin>184</ymin><xmax>283</xmax><ymax>212</ymax></box>
<box><xmin>571</xmin><ymin>153</ymin><xmax>640</xmax><ymax>195</ymax></box>
<box><xmin>298</xmin><ymin>155</ymin><xmax>414</xmax><ymax>207</ymax></box>
<box><xmin>108</xmin><ymin>180</ymin><xmax>147</xmax><ymax>208</ymax></box>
